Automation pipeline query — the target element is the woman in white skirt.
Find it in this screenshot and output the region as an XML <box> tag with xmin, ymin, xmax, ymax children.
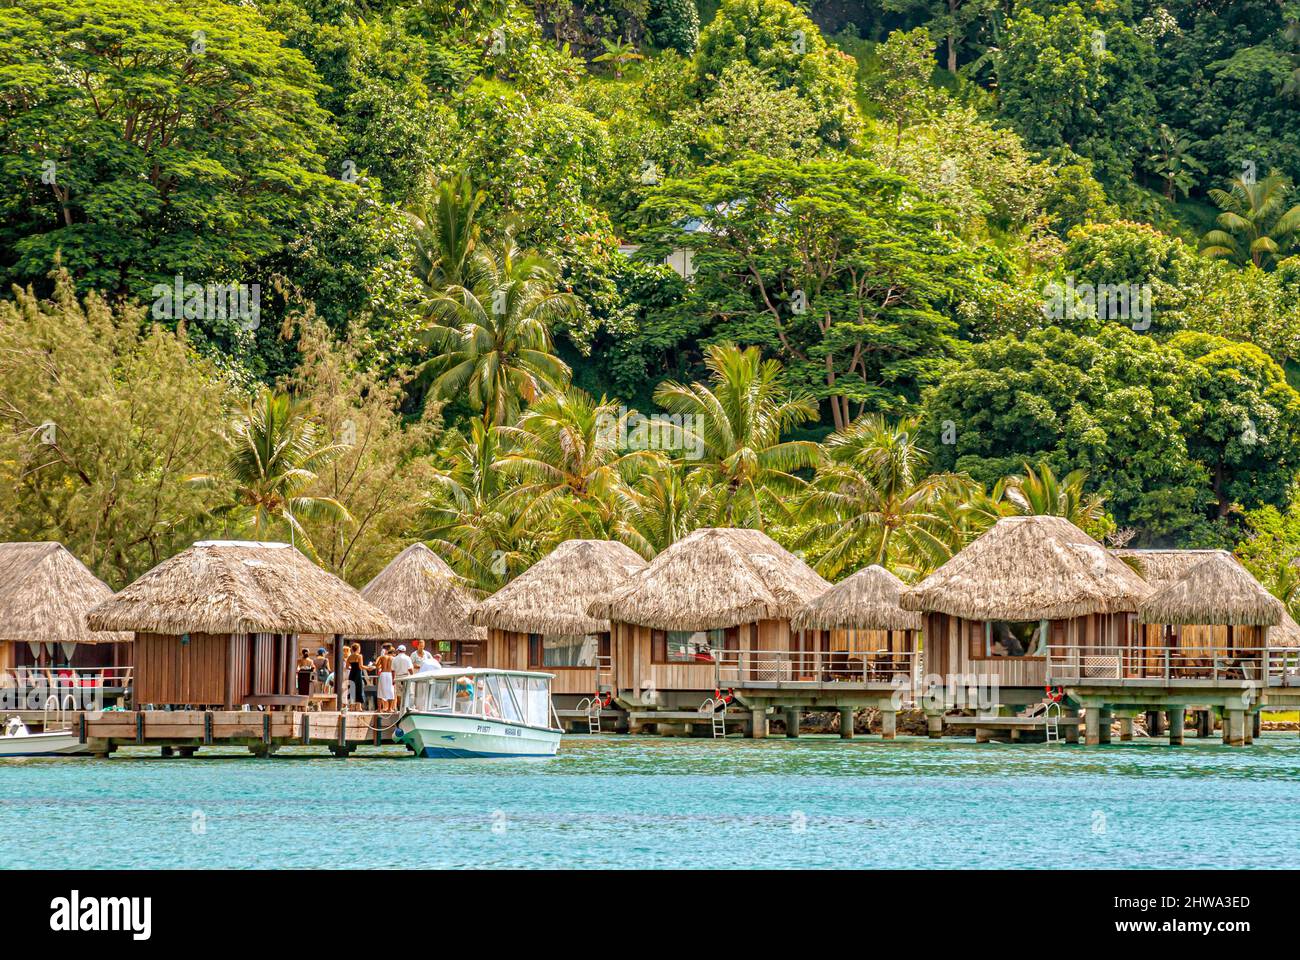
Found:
<box><xmin>375</xmin><ymin>644</ymin><xmax>396</xmax><ymax>711</ymax></box>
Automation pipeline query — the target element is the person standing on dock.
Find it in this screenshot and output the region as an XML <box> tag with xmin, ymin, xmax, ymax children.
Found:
<box><xmin>346</xmin><ymin>643</ymin><xmax>369</xmax><ymax>712</ymax></box>
<box><xmin>376</xmin><ymin>644</ymin><xmax>396</xmax><ymax>712</ymax></box>
<box><xmin>296</xmin><ymin>649</ymin><xmax>313</xmax><ymax>696</ymax></box>
<box><xmin>392</xmin><ymin>645</ymin><xmax>413</xmax><ymax>707</ymax></box>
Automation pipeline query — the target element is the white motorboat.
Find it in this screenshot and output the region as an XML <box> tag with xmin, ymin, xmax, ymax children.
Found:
<box><xmin>0</xmin><ymin>716</ymin><xmax>86</xmax><ymax>757</ymax></box>
<box><xmin>396</xmin><ymin>668</ymin><xmax>562</xmax><ymax>758</ymax></box>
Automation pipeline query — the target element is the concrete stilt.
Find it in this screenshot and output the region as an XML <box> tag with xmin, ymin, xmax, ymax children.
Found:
<box><xmin>750</xmin><ymin>708</ymin><xmax>766</xmax><ymax>739</ymax></box>
<box><xmin>975</xmin><ymin>726</ymin><xmax>991</xmax><ymax>744</ymax></box>
<box><xmin>1085</xmin><ymin>708</ymin><xmax>1101</xmax><ymax>746</ymax></box>
<box><xmin>926</xmin><ymin>713</ymin><xmax>943</xmax><ymax>739</ymax></box>
<box><xmin>1167</xmin><ymin>708</ymin><xmax>1184</xmax><ymax>746</ymax></box>
<box><xmin>1118</xmin><ymin>716</ymin><xmax>1134</xmax><ymax>742</ymax></box>
<box><xmin>839</xmin><ymin>707</ymin><xmax>854</xmax><ymax>739</ymax></box>
<box><xmin>1252</xmin><ymin>711</ymin><xmax>1262</xmax><ymax>740</ymax></box>
<box><xmin>1064</xmin><ymin>709</ymin><xmax>1080</xmax><ymax>744</ymax></box>
<box><xmin>1225</xmin><ymin>709</ymin><xmax>1246</xmax><ymax>746</ymax></box>
<box><xmin>1245</xmin><ymin>712</ymin><xmax>1256</xmax><ymax>745</ymax></box>
<box><xmin>1147</xmin><ymin>710</ymin><xmax>1166</xmax><ymax>736</ymax></box>
<box><xmin>1098</xmin><ymin>710</ymin><xmax>1113</xmax><ymax>744</ymax></box>
<box><xmin>784</xmin><ymin>708</ymin><xmax>800</xmax><ymax>739</ymax></box>
<box><xmin>880</xmin><ymin>709</ymin><xmax>896</xmax><ymax>740</ymax></box>
<box><xmin>1197</xmin><ymin>709</ymin><xmax>1213</xmax><ymax>738</ymax></box>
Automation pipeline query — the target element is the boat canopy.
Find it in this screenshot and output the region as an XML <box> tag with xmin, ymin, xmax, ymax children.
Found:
<box><xmin>402</xmin><ymin>669</ymin><xmax>555</xmax><ymax>729</ymax></box>
<box><xmin>404</xmin><ymin>666</ymin><xmax>556</xmax><ymax>681</ymax></box>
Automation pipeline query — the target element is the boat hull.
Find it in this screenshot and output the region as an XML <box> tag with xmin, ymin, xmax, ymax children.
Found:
<box><xmin>0</xmin><ymin>731</ymin><xmax>88</xmax><ymax>757</ymax></box>
<box><xmin>396</xmin><ymin>712</ymin><xmax>560</xmax><ymax>758</ymax></box>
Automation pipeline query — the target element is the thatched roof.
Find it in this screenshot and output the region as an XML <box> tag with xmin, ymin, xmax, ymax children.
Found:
<box><xmin>1138</xmin><ymin>553</ymin><xmax>1284</xmax><ymax>626</ymax></box>
<box><xmin>588</xmin><ymin>528</ymin><xmax>830</xmax><ymax>632</ymax></box>
<box><xmin>1270</xmin><ymin>610</ymin><xmax>1300</xmax><ymax>647</ymax></box>
<box><xmin>87</xmin><ymin>540</ymin><xmax>394</xmax><ymax>637</ymax></box>
<box><xmin>901</xmin><ymin>516</ymin><xmax>1149</xmax><ymax>620</ymax></box>
<box><xmin>471</xmin><ymin>540</ymin><xmax>646</xmax><ymax>635</ymax></box>
<box><xmin>791</xmin><ymin>564</ymin><xmax>921</xmax><ymax>632</ymax></box>
<box><xmin>0</xmin><ymin>542</ymin><xmax>129</xmax><ymax>645</ymax></box>
<box><xmin>359</xmin><ymin>543</ymin><xmax>484</xmax><ymax>641</ymax></box>
<box><xmin>1114</xmin><ymin>548</ymin><xmax>1232</xmax><ymax>587</ymax></box>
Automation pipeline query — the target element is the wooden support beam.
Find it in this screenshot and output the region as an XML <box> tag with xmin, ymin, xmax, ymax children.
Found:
<box><xmin>203</xmin><ymin>711</ymin><xmax>213</xmax><ymax>745</ymax></box>
<box><xmin>1167</xmin><ymin>708</ymin><xmax>1184</xmax><ymax>746</ymax></box>
<box><xmin>135</xmin><ymin>711</ymin><xmax>145</xmax><ymax>745</ymax></box>
<box><xmin>1252</xmin><ymin>711</ymin><xmax>1262</xmax><ymax>741</ymax></box>
<box><xmin>224</xmin><ymin>633</ymin><xmax>236</xmax><ymax>711</ymax></box>
<box><xmin>1197</xmin><ymin>709</ymin><xmax>1213</xmax><ymax>738</ymax></box>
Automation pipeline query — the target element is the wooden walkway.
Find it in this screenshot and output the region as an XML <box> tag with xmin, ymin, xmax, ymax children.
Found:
<box><xmin>29</xmin><ymin>710</ymin><xmax>407</xmax><ymax>757</ymax></box>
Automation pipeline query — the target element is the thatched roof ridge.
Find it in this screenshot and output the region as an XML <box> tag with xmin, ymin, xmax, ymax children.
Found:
<box><xmin>0</xmin><ymin>542</ymin><xmax>129</xmax><ymax>644</ymax></box>
<box><xmin>1138</xmin><ymin>553</ymin><xmax>1284</xmax><ymax>626</ymax></box>
<box><xmin>87</xmin><ymin>540</ymin><xmax>394</xmax><ymax>636</ymax></box>
<box><xmin>901</xmin><ymin>516</ymin><xmax>1149</xmax><ymax>620</ymax></box>
<box><xmin>791</xmin><ymin>564</ymin><xmax>921</xmax><ymax>632</ymax></box>
<box><xmin>471</xmin><ymin>540</ymin><xmax>646</xmax><ymax>635</ymax></box>
<box><xmin>1114</xmin><ymin>548</ymin><xmax>1232</xmax><ymax>587</ymax></box>
<box><xmin>588</xmin><ymin>528</ymin><xmax>830</xmax><ymax>632</ymax></box>
<box><xmin>359</xmin><ymin>543</ymin><xmax>484</xmax><ymax>641</ymax></box>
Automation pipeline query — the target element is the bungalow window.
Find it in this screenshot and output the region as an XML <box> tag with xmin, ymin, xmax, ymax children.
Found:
<box><xmin>983</xmin><ymin>620</ymin><xmax>1048</xmax><ymax>658</ymax></box>
<box><xmin>653</xmin><ymin>629</ymin><xmax>723</xmax><ymax>663</ymax></box>
<box><xmin>528</xmin><ymin>633</ymin><xmax>604</xmax><ymax>668</ymax></box>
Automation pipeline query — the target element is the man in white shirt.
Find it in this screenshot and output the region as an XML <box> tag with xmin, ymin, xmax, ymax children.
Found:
<box><xmin>392</xmin><ymin>645</ymin><xmax>413</xmax><ymax>706</ymax></box>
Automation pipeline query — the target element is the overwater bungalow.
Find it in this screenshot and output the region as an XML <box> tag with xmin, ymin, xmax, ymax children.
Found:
<box><xmin>358</xmin><ymin>543</ymin><xmax>485</xmax><ymax>666</ymax></box>
<box><xmin>0</xmin><ymin>542</ymin><xmax>132</xmax><ymax>699</ymax></box>
<box><xmin>787</xmin><ymin>564</ymin><xmax>923</xmax><ymax>738</ymax></box>
<box><xmin>901</xmin><ymin>515</ymin><xmax>1150</xmax><ymax>711</ymax></box>
<box><xmin>87</xmin><ymin>540</ymin><xmax>393</xmax><ymax>710</ymax></box>
<box><xmin>470</xmin><ymin>539</ymin><xmax>646</xmax><ymax>710</ymax></box>
<box><xmin>588</xmin><ymin>527</ymin><xmax>831</xmax><ymax>730</ymax></box>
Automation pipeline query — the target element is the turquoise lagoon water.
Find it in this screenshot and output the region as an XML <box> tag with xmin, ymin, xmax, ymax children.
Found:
<box><xmin>1</xmin><ymin>734</ymin><xmax>1298</xmax><ymax>869</ymax></box>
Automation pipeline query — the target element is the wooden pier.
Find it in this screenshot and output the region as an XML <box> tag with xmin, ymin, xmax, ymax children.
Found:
<box><xmin>18</xmin><ymin>709</ymin><xmax>409</xmax><ymax>757</ymax></box>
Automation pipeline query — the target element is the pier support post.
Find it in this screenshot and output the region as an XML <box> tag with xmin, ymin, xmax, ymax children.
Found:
<box><xmin>975</xmin><ymin>726</ymin><xmax>990</xmax><ymax>744</ymax></box>
<box><xmin>784</xmin><ymin>708</ymin><xmax>800</xmax><ymax>739</ymax></box>
<box><xmin>750</xmin><ymin>708</ymin><xmax>767</xmax><ymax>739</ymax></box>
<box><xmin>160</xmin><ymin>746</ymin><xmax>174</xmax><ymax>758</ymax></box>
<box><xmin>880</xmin><ymin>710</ymin><xmax>896</xmax><ymax>740</ymax></box>
<box><xmin>1252</xmin><ymin>711</ymin><xmax>1262</xmax><ymax>741</ymax></box>
<box><xmin>926</xmin><ymin>713</ymin><xmax>943</xmax><ymax>739</ymax></box>
<box><xmin>1064</xmin><ymin>708</ymin><xmax>1080</xmax><ymax>744</ymax></box>
<box><xmin>1225</xmin><ymin>709</ymin><xmax>1246</xmax><ymax>746</ymax></box>
<box><xmin>1146</xmin><ymin>710</ymin><xmax>1166</xmax><ymax>736</ymax></box>
<box><xmin>1118</xmin><ymin>716</ymin><xmax>1134</xmax><ymax>742</ymax></box>
<box><xmin>838</xmin><ymin>707</ymin><xmax>854</xmax><ymax>739</ymax></box>
<box><xmin>1098</xmin><ymin>710</ymin><xmax>1113</xmax><ymax>744</ymax></box>
<box><xmin>1085</xmin><ymin>708</ymin><xmax>1101</xmax><ymax>746</ymax></box>
<box><xmin>1197</xmin><ymin>710</ymin><xmax>1213</xmax><ymax>738</ymax></box>
<box><xmin>1167</xmin><ymin>708</ymin><xmax>1184</xmax><ymax>746</ymax></box>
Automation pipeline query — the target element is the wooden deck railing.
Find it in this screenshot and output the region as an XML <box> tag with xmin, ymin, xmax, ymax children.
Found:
<box><xmin>714</xmin><ymin>648</ymin><xmax>918</xmax><ymax>688</ymax></box>
<box><xmin>1045</xmin><ymin>645</ymin><xmax>1296</xmax><ymax>685</ymax></box>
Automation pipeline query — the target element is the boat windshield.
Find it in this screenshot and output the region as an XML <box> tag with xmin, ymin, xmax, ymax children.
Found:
<box><xmin>424</xmin><ymin>672</ymin><xmax>551</xmax><ymax>726</ymax></box>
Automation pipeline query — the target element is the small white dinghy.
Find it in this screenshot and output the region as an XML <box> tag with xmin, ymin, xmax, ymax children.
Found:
<box><xmin>396</xmin><ymin>667</ymin><xmax>562</xmax><ymax>758</ymax></box>
<box><xmin>0</xmin><ymin>716</ymin><xmax>86</xmax><ymax>757</ymax></box>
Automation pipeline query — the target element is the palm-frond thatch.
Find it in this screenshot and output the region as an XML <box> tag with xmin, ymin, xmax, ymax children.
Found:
<box><xmin>901</xmin><ymin>516</ymin><xmax>1149</xmax><ymax>620</ymax></box>
<box><xmin>86</xmin><ymin>541</ymin><xmax>394</xmax><ymax>637</ymax></box>
<box><xmin>0</xmin><ymin>542</ymin><xmax>129</xmax><ymax>644</ymax></box>
<box><xmin>1138</xmin><ymin>553</ymin><xmax>1284</xmax><ymax>626</ymax></box>
<box><xmin>588</xmin><ymin>527</ymin><xmax>830</xmax><ymax>632</ymax></box>
<box><xmin>359</xmin><ymin>543</ymin><xmax>485</xmax><ymax>641</ymax></box>
<box><xmin>471</xmin><ymin>539</ymin><xmax>646</xmax><ymax>635</ymax></box>
<box><xmin>791</xmin><ymin>564</ymin><xmax>921</xmax><ymax>632</ymax></box>
<box><xmin>1114</xmin><ymin>548</ymin><xmax>1232</xmax><ymax>587</ymax></box>
<box><xmin>1270</xmin><ymin>610</ymin><xmax>1300</xmax><ymax>648</ymax></box>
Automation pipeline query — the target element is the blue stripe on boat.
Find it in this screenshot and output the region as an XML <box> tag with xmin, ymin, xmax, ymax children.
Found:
<box><xmin>420</xmin><ymin>746</ymin><xmax>539</xmax><ymax>759</ymax></box>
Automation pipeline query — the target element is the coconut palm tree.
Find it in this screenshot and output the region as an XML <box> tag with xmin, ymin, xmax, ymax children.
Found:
<box><xmin>1201</xmin><ymin>172</ymin><xmax>1300</xmax><ymax>269</ymax></box>
<box><xmin>625</xmin><ymin>462</ymin><xmax>719</xmax><ymax>555</ymax></box>
<box><xmin>419</xmin><ymin>221</ymin><xmax>577</xmax><ymax>426</ymax></box>
<box><xmin>798</xmin><ymin>414</ymin><xmax>962</xmax><ymax>578</ymax></box>
<box><xmin>1001</xmin><ymin>461</ymin><xmax>1107</xmax><ymax>527</ymax></box>
<box><xmin>496</xmin><ymin>387</ymin><xmax>663</xmax><ymax>536</ymax></box>
<box><xmin>408</xmin><ymin>171</ymin><xmax>484</xmax><ymax>295</ymax></box>
<box><xmin>188</xmin><ymin>388</ymin><xmax>352</xmax><ymax>557</ymax></box>
<box><xmin>654</xmin><ymin>343</ymin><xmax>819</xmax><ymax>528</ymax></box>
<box><xmin>423</xmin><ymin>421</ymin><xmax>535</xmax><ymax>590</ymax></box>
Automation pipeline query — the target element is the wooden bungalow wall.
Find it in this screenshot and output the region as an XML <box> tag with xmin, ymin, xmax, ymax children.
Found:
<box><xmin>486</xmin><ymin>629</ymin><xmax>601</xmax><ymax>696</ymax></box>
<box><xmin>924</xmin><ymin>612</ymin><xmax>1131</xmax><ymax>689</ymax></box>
<box><xmin>134</xmin><ymin>631</ymin><xmax>299</xmax><ymax>707</ymax></box>
<box><xmin>614</xmin><ymin>619</ymin><xmax>805</xmax><ymax>696</ymax></box>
